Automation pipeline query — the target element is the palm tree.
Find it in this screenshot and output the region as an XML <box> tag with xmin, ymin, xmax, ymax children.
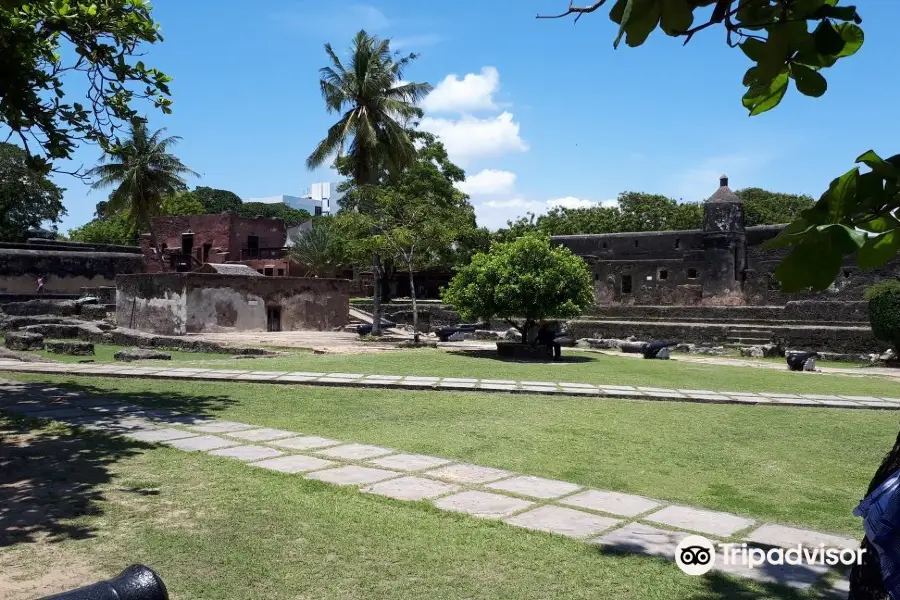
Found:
<box><xmin>88</xmin><ymin>121</ymin><xmax>198</xmax><ymax>231</ymax></box>
<box><xmin>289</xmin><ymin>222</ymin><xmax>342</xmax><ymax>278</ymax></box>
<box><xmin>307</xmin><ymin>30</ymin><xmax>431</xmax><ymax>334</ymax></box>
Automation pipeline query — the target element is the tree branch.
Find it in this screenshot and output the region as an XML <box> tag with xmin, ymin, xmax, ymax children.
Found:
<box><xmin>536</xmin><ymin>0</ymin><xmax>607</xmax><ymax>23</ymax></box>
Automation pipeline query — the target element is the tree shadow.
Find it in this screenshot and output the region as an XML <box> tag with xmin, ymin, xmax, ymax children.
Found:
<box><xmin>446</xmin><ymin>348</ymin><xmax>596</xmax><ymax>364</ymax></box>
<box><xmin>0</xmin><ymin>378</ymin><xmax>236</xmax><ymax>547</ymax></box>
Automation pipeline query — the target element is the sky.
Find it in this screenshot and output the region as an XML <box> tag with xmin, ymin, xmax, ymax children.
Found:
<box><xmin>50</xmin><ymin>0</ymin><xmax>900</xmax><ymax>232</ymax></box>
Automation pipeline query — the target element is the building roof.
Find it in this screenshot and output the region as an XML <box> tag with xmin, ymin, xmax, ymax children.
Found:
<box><xmin>195</xmin><ymin>263</ymin><xmax>264</xmax><ymax>276</ymax></box>
<box><xmin>706</xmin><ymin>174</ymin><xmax>741</xmax><ymax>204</ymax></box>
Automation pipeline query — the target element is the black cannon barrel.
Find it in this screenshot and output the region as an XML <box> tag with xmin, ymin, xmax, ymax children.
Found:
<box><xmin>41</xmin><ymin>565</ymin><xmax>168</xmax><ymax>600</ymax></box>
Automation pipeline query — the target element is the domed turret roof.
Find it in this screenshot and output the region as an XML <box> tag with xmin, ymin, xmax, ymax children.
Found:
<box><xmin>706</xmin><ymin>175</ymin><xmax>741</xmax><ymax>204</ymax></box>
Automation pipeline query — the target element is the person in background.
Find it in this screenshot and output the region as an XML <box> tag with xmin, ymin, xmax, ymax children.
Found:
<box><xmin>36</xmin><ymin>276</ymin><xmax>45</xmax><ymax>293</ymax></box>
<box><xmin>536</xmin><ymin>321</ymin><xmax>562</xmax><ymax>361</ymax></box>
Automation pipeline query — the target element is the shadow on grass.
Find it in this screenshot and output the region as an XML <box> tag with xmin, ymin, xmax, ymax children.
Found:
<box><xmin>0</xmin><ymin>378</ymin><xmax>236</xmax><ymax>547</ymax></box>
<box><xmin>446</xmin><ymin>348</ymin><xmax>595</xmax><ymax>364</ymax></box>
<box><xmin>593</xmin><ymin>544</ymin><xmax>845</xmax><ymax>599</ymax></box>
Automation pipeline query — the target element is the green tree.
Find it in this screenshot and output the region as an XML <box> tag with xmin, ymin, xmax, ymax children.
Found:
<box><xmin>443</xmin><ymin>233</ymin><xmax>594</xmax><ymax>340</ymax></box>
<box><xmin>1</xmin><ymin>0</ymin><xmax>171</xmax><ymax>173</ymax></box>
<box><xmin>617</xmin><ymin>192</ymin><xmax>703</xmax><ymax>232</ymax></box>
<box><xmin>306</xmin><ymin>30</ymin><xmax>431</xmax><ymax>335</ymax></box>
<box><xmin>537</xmin><ymin>0</ymin><xmax>872</xmax><ymax>291</ymax></box>
<box><xmin>68</xmin><ymin>213</ymin><xmax>137</xmax><ymax>245</ymax></box>
<box><xmin>193</xmin><ymin>186</ymin><xmax>243</xmax><ymax>213</ymax></box>
<box><xmin>161</xmin><ymin>191</ymin><xmax>206</xmax><ymax>216</ymax></box>
<box><xmin>289</xmin><ymin>218</ymin><xmax>346</xmax><ymax>278</ymax></box>
<box><xmin>0</xmin><ymin>142</ymin><xmax>65</xmax><ymax>241</ymax></box>
<box><xmin>335</xmin><ymin>134</ymin><xmax>478</xmax><ymax>341</ymax></box>
<box><xmin>866</xmin><ymin>281</ymin><xmax>900</xmax><ymax>354</ymax></box>
<box><xmin>87</xmin><ymin>121</ymin><xmax>198</xmax><ymax>232</ymax></box>
<box><xmin>736</xmin><ymin>187</ymin><xmax>816</xmax><ymax>227</ymax></box>
<box><xmin>236</xmin><ymin>202</ymin><xmax>310</xmax><ymax>228</ymax></box>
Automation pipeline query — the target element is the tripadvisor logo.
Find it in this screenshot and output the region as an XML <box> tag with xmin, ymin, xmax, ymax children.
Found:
<box><xmin>675</xmin><ymin>534</ymin><xmax>865</xmax><ymax>576</ymax></box>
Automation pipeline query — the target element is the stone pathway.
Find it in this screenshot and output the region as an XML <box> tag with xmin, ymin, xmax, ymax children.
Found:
<box><xmin>0</xmin><ymin>359</ymin><xmax>898</xmax><ymax>410</ymax></box>
<box><xmin>0</xmin><ymin>379</ymin><xmax>856</xmax><ymax>592</ymax></box>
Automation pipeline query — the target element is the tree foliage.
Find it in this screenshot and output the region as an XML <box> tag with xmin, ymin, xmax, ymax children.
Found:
<box><xmin>443</xmin><ymin>233</ymin><xmax>594</xmax><ymax>336</ymax></box>
<box><xmin>289</xmin><ymin>218</ymin><xmax>346</xmax><ymax>278</ymax></box>
<box><xmin>87</xmin><ymin>121</ymin><xmax>197</xmax><ymax>232</ymax></box>
<box><xmin>537</xmin><ymin>1</ymin><xmax>883</xmax><ymax>291</ymax></box>
<box><xmin>737</xmin><ymin>187</ymin><xmax>815</xmax><ymax>226</ymax></box>
<box><xmin>0</xmin><ymin>0</ymin><xmax>172</xmax><ymax>173</ymax></box>
<box><xmin>0</xmin><ymin>142</ymin><xmax>65</xmax><ymax>241</ymax></box>
<box><xmin>160</xmin><ymin>191</ymin><xmax>206</xmax><ymax>216</ymax></box>
<box><xmin>192</xmin><ymin>186</ymin><xmax>242</xmax><ymax>214</ymax></box>
<box><xmin>68</xmin><ymin>212</ymin><xmax>136</xmax><ymax>245</ymax></box>
<box><xmin>865</xmin><ymin>280</ymin><xmax>900</xmax><ymax>353</ymax></box>
<box><xmin>236</xmin><ymin>202</ymin><xmax>310</xmax><ymax>228</ymax></box>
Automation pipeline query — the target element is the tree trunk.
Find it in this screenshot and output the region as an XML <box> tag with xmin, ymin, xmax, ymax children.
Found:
<box><xmin>408</xmin><ymin>263</ymin><xmax>419</xmax><ymax>343</ymax></box>
<box><xmin>372</xmin><ymin>252</ymin><xmax>383</xmax><ymax>335</ymax></box>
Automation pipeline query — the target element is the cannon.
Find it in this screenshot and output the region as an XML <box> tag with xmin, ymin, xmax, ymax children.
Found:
<box><xmin>786</xmin><ymin>351</ymin><xmax>818</xmax><ymax>372</ymax></box>
<box><xmin>641</xmin><ymin>340</ymin><xmax>679</xmax><ymax>360</ymax></box>
<box><xmin>433</xmin><ymin>324</ymin><xmax>480</xmax><ymax>342</ymax></box>
<box><xmin>41</xmin><ymin>564</ymin><xmax>168</xmax><ymax>600</ymax></box>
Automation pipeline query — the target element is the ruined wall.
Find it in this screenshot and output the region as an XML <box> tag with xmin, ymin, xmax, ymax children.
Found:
<box><xmin>0</xmin><ymin>249</ymin><xmax>146</xmax><ymax>294</ymax></box>
<box><xmin>116</xmin><ymin>273</ymin><xmax>350</xmax><ymax>334</ymax></box>
<box><xmin>116</xmin><ymin>274</ymin><xmax>187</xmax><ymax>335</ymax></box>
<box><xmin>229</xmin><ymin>215</ymin><xmax>287</xmax><ymax>259</ymax></box>
<box><xmin>553</xmin><ymin>224</ymin><xmax>900</xmax><ymax>309</ymax></box>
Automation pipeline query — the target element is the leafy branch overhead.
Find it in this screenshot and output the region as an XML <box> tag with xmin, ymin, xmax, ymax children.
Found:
<box><xmin>537</xmin><ymin>1</ymin><xmax>898</xmax><ymax>292</ymax></box>
<box><xmin>0</xmin><ymin>0</ymin><xmax>172</xmax><ymax>175</ymax></box>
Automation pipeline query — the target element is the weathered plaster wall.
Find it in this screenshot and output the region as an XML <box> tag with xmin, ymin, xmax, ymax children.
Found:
<box><xmin>116</xmin><ymin>274</ymin><xmax>187</xmax><ymax>334</ymax></box>
<box><xmin>116</xmin><ymin>274</ymin><xmax>350</xmax><ymax>334</ymax></box>
<box><xmin>0</xmin><ymin>249</ymin><xmax>146</xmax><ymax>294</ymax></box>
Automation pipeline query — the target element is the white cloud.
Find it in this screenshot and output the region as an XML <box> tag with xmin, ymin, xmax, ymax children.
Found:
<box><xmin>457</xmin><ymin>169</ymin><xmax>517</xmax><ymax>196</ymax></box>
<box><xmin>419</xmin><ymin>112</ymin><xmax>528</xmax><ymax>164</ymax></box>
<box><xmin>422</xmin><ymin>66</ymin><xmax>499</xmax><ymax>114</ymax></box>
<box><xmin>546</xmin><ymin>196</ymin><xmax>619</xmax><ymax>210</ymax></box>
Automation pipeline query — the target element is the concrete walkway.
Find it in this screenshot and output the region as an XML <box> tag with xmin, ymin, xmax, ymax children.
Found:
<box><xmin>0</xmin><ymin>359</ymin><xmax>898</xmax><ymax>410</ymax></box>
<box><xmin>0</xmin><ymin>378</ymin><xmax>854</xmax><ymax>593</ymax></box>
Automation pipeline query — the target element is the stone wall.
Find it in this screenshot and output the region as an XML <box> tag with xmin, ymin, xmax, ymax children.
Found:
<box><xmin>0</xmin><ymin>248</ymin><xmax>146</xmax><ymax>294</ymax></box>
<box><xmin>117</xmin><ymin>273</ymin><xmax>349</xmax><ymax>334</ymax></box>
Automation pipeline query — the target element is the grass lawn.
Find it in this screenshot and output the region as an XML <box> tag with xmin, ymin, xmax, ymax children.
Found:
<box><xmin>8</xmin><ymin>373</ymin><xmax>892</xmax><ymax>537</ymax></box>
<box><xmin>30</xmin><ymin>344</ymin><xmax>900</xmax><ymax>397</ymax></box>
<box><xmin>0</xmin><ymin>414</ymin><xmax>824</xmax><ymax>600</ymax></box>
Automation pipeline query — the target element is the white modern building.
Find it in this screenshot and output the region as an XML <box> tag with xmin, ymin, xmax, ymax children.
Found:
<box><xmin>246</xmin><ymin>182</ymin><xmax>345</xmax><ymax>217</ymax></box>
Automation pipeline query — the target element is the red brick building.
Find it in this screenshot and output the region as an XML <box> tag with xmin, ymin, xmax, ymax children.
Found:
<box><xmin>140</xmin><ymin>213</ymin><xmax>295</xmax><ymax>276</ymax></box>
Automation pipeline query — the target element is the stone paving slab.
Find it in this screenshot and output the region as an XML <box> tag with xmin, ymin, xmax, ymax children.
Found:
<box><xmin>270</xmin><ymin>436</ymin><xmax>342</xmax><ymax>450</ymax></box>
<box><xmin>163</xmin><ymin>435</ymin><xmax>239</xmax><ymax>452</ymax></box>
<box><xmin>745</xmin><ymin>523</ymin><xmax>859</xmax><ymax>550</ymax></box>
<box><xmin>362</xmin><ymin>476</ymin><xmax>460</xmax><ymax>501</ymax></box>
<box><xmin>505</xmin><ymin>505</ymin><xmax>621</xmax><ymax>539</ymax></box>
<box><xmin>226</xmin><ymin>428</ymin><xmax>297</xmax><ymax>442</ymax></box>
<box><xmin>644</xmin><ymin>505</ymin><xmax>756</xmax><ymax>537</ymax></box>
<box><xmin>486</xmin><ymin>475</ymin><xmax>582</xmax><ymax>499</ymax></box>
<box><xmin>316</xmin><ymin>443</ymin><xmax>395</xmax><ymax>460</ymax></box>
<box><xmin>713</xmin><ymin>548</ymin><xmax>830</xmax><ymax>590</ymax></box>
<box><xmin>305</xmin><ymin>465</ymin><xmax>400</xmax><ymax>486</ymax></box>
<box><xmin>561</xmin><ymin>489</ymin><xmax>661</xmax><ymax>517</ymax></box>
<box><xmin>208</xmin><ymin>445</ymin><xmax>284</xmax><ymax>462</ymax></box>
<box><xmin>368</xmin><ymin>453</ymin><xmax>453</xmax><ymax>472</ymax></box>
<box><xmin>592</xmin><ymin>522</ymin><xmax>687</xmax><ymax>558</ymax></box>
<box><xmin>250</xmin><ymin>454</ymin><xmax>336</xmax><ymax>473</ymax></box>
<box><xmin>435</xmin><ymin>490</ymin><xmax>534</xmax><ymax>519</ymax></box>
<box><xmin>125</xmin><ymin>428</ymin><xmax>198</xmax><ymax>443</ymax></box>
<box><xmin>425</xmin><ymin>463</ymin><xmax>514</xmax><ymax>484</ymax></box>
<box><xmin>2</xmin><ymin>361</ymin><xmax>900</xmax><ymax>411</ymax></box>
<box><xmin>187</xmin><ymin>420</ymin><xmax>256</xmax><ymax>434</ymax></box>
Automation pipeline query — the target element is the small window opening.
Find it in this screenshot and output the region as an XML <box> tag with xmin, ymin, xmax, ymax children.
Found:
<box><xmin>621</xmin><ymin>274</ymin><xmax>633</xmax><ymax>294</ymax></box>
<box><xmin>658</xmin><ymin>269</ymin><xmax>668</xmax><ymax>280</ymax></box>
<box><xmin>277</xmin><ymin>268</ymin><xmax>284</xmax><ymax>276</ymax></box>
<box><xmin>687</xmin><ymin>268</ymin><xmax>699</xmax><ymax>280</ymax></box>
<box><xmin>634</xmin><ymin>239</ymin><xmax>639</xmax><ymax>247</ymax></box>
<box><xmin>602</xmin><ymin>241</ymin><xmax>608</xmax><ymax>249</ymax></box>
<box><xmin>594</xmin><ymin>273</ymin><xmax>599</xmax><ymax>281</ymax></box>
<box><xmin>674</xmin><ymin>238</ymin><xmax>681</xmax><ymax>249</ymax></box>
<box><xmin>843</xmin><ymin>269</ymin><xmax>851</xmax><ymax>278</ymax></box>
<box><xmin>264</xmin><ymin>267</ymin><xmax>274</xmax><ymax>276</ymax></box>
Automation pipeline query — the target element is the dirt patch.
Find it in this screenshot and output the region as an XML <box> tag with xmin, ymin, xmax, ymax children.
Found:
<box><xmin>0</xmin><ymin>545</ymin><xmax>102</xmax><ymax>599</ymax></box>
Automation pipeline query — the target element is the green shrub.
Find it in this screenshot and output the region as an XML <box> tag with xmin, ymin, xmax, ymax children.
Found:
<box><xmin>865</xmin><ymin>280</ymin><xmax>900</xmax><ymax>350</ymax></box>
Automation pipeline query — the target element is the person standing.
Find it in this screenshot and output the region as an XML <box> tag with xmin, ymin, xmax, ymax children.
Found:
<box><xmin>36</xmin><ymin>276</ymin><xmax>45</xmax><ymax>293</ymax></box>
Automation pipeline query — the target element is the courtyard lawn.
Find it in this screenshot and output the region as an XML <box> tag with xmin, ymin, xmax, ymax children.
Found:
<box><xmin>9</xmin><ymin>373</ymin><xmax>895</xmax><ymax>536</ymax></box>
<box><xmin>30</xmin><ymin>344</ymin><xmax>900</xmax><ymax>398</ymax></box>
<box><xmin>0</xmin><ymin>414</ymin><xmax>820</xmax><ymax>600</ymax></box>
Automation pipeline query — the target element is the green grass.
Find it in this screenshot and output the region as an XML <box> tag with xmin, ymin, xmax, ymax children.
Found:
<box><xmin>45</xmin><ymin>344</ymin><xmax>900</xmax><ymax>397</ymax></box>
<box><xmin>0</xmin><ymin>413</ymin><xmax>823</xmax><ymax>600</ymax></box>
<box><xmin>29</xmin><ymin>343</ymin><xmax>228</xmax><ymax>364</ymax></box>
<box><xmin>10</xmin><ymin>373</ymin><xmax>892</xmax><ymax>536</ymax></box>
